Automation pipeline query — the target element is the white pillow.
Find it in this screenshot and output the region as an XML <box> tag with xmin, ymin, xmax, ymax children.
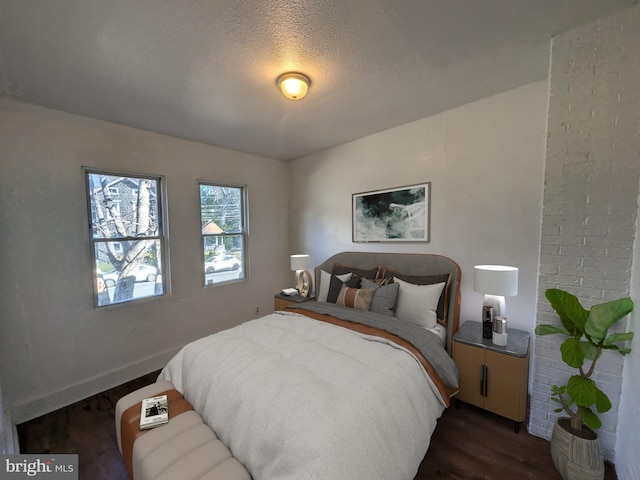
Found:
<box><xmin>393</xmin><ymin>277</ymin><xmax>446</xmax><ymax>328</ymax></box>
<box><xmin>317</xmin><ymin>270</ymin><xmax>352</xmax><ymax>302</ymax></box>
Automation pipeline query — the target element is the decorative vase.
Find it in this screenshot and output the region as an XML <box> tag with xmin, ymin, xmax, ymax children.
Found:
<box><xmin>550</xmin><ymin>418</ymin><xmax>604</xmax><ymax>480</ymax></box>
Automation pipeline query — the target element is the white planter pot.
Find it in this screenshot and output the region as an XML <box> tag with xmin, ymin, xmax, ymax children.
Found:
<box><xmin>550</xmin><ymin>418</ymin><xmax>604</xmax><ymax>480</ymax></box>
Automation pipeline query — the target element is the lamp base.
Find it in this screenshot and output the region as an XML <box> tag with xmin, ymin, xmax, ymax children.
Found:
<box><xmin>296</xmin><ymin>269</ymin><xmax>313</xmax><ymax>298</ymax></box>
<box><xmin>483</xmin><ymin>294</ymin><xmax>505</xmax><ymax>317</ymax></box>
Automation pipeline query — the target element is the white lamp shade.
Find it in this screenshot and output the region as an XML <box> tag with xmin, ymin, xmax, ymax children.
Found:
<box><xmin>290</xmin><ymin>254</ymin><xmax>309</xmax><ymax>271</ymax></box>
<box><xmin>474</xmin><ymin>265</ymin><xmax>518</xmax><ymax>297</ymax></box>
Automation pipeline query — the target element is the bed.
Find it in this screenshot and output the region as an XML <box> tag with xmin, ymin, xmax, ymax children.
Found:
<box><xmin>126</xmin><ymin>252</ymin><xmax>461</xmax><ymax>480</ymax></box>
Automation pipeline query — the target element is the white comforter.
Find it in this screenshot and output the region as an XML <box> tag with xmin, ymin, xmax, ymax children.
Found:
<box><xmin>159</xmin><ymin>311</ymin><xmax>446</xmax><ymax>480</ymax></box>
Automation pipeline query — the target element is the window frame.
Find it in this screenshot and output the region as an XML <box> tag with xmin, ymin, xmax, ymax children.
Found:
<box><xmin>84</xmin><ymin>167</ymin><xmax>170</xmax><ymax>307</ymax></box>
<box><xmin>199</xmin><ymin>181</ymin><xmax>248</xmax><ymax>287</ymax></box>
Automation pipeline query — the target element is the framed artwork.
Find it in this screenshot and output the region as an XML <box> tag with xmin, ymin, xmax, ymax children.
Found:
<box><xmin>352</xmin><ymin>182</ymin><xmax>430</xmax><ymax>242</ymax></box>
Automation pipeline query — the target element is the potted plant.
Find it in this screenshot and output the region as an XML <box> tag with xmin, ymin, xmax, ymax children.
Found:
<box><xmin>535</xmin><ymin>288</ymin><xmax>634</xmax><ymax>480</ymax></box>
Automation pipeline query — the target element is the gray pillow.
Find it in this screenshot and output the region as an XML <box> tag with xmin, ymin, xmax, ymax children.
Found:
<box><xmin>361</xmin><ymin>278</ymin><xmax>400</xmax><ymax>317</ymax></box>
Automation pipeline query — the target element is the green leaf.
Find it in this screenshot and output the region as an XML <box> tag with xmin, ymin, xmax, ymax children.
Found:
<box><xmin>603</xmin><ymin>332</ymin><xmax>634</xmax><ymax>346</ymax></box>
<box><xmin>581</xmin><ymin>407</ymin><xmax>602</xmax><ymax>430</ymax></box>
<box><xmin>535</xmin><ymin>324</ymin><xmax>570</xmax><ymax>336</ymax></box>
<box><xmin>585</xmin><ymin>297</ymin><xmax>634</xmax><ymax>343</ymax></box>
<box><xmin>551</xmin><ymin>384</ymin><xmax>567</xmax><ymax>394</ymax></box>
<box><xmin>595</xmin><ymin>387</ymin><xmax>611</xmax><ymax>414</ymax></box>
<box><xmin>581</xmin><ymin>341</ymin><xmax>599</xmax><ymax>361</ymax></box>
<box><xmin>567</xmin><ymin>375</ymin><xmax>596</xmax><ymax>407</ymax></box>
<box><xmin>545</xmin><ymin>289</ymin><xmax>589</xmax><ymax>333</ymax></box>
<box><xmin>618</xmin><ymin>347</ymin><xmax>632</xmax><ymax>355</ymax></box>
<box><xmin>561</xmin><ymin>338</ymin><xmax>585</xmax><ymax>368</ymax></box>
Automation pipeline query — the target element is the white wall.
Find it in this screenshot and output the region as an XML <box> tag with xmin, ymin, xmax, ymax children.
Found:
<box><xmin>617</xmin><ymin>183</ymin><xmax>640</xmax><ymax>479</ymax></box>
<box><xmin>0</xmin><ymin>99</ymin><xmax>291</xmax><ymax>423</ymax></box>
<box><xmin>290</xmin><ymin>81</ymin><xmax>548</xmax><ymax>334</ymax></box>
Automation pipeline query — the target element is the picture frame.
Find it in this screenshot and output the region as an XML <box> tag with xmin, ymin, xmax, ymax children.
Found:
<box><xmin>352</xmin><ymin>182</ymin><xmax>430</xmax><ymax>242</ymax></box>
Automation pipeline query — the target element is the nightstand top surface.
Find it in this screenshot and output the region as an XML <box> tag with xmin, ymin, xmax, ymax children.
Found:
<box><xmin>274</xmin><ymin>292</ymin><xmax>315</xmax><ymax>303</ymax></box>
<box><xmin>455</xmin><ymin>321</ymin><xmax>529</xmax><ymax>357</ymax></box>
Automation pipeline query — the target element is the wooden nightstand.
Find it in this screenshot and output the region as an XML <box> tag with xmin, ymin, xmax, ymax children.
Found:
<box><xmin>274</xmin><ymin>293</ymin><xmax>315</xmax><ymax>311</ymax></box>
<box><xmin>453</xmin><ymin>321</ymin><xmax>530</xmax><ymax>432</ymax></box>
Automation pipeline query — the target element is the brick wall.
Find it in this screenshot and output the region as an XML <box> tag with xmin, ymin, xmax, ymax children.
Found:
<box><xmin>530</xmin><ymin>6</ymin><xmax>640</xmax><ymax>463</ymax></box>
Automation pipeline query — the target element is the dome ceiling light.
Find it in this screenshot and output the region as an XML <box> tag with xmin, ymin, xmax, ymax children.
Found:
<box><xmin>276</xmin><ymin>72</ymin><xmax>311</xmax><ymax>100</ymax></box>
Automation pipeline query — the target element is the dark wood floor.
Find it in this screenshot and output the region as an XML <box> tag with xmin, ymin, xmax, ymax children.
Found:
<box><xmin>18</xmin><ymin>371</ymin><xmax>617</xmax><ymax>480</ymax></box>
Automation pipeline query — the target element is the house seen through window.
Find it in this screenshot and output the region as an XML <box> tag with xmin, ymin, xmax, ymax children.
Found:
<box><xmin>85</xmin><ymin>169</ymin><xmax>167</xmax><ymax>307</ymax></box>
<box><xmin>200</xmin><ymin>183</ymin><xmax>247</xmax><ymax>285</ymax></box>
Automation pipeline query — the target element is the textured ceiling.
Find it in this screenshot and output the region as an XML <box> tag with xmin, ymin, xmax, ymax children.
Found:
<box><xmin>0</xmin><ymin>0</ymin><xmax>635</xmax><ymax>160</ymax></box>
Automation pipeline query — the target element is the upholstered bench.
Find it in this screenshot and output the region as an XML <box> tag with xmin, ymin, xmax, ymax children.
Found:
<box><xmin>115</xmin><ymin>380</ymin><xmax>251</xmax><ymax>480</ymax></box>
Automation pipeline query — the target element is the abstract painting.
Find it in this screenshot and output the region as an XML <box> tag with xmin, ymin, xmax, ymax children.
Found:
<box><xmin>352</xmin><ymin>183</ymin><xmax>430</xmax><ymax>242</ymax></box>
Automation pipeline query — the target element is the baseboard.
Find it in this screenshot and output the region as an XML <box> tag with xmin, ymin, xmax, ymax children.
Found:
<box><xmin>10</xmin><ymin>347</ymin><xmax>181</xmax><ymax>425</ymax></box>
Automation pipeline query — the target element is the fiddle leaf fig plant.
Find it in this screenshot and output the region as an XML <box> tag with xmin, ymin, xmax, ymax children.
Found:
<box><xmin>535</xmin><ymin>288</ymin><xmax>634</xmax><ymax>431</ymax></box>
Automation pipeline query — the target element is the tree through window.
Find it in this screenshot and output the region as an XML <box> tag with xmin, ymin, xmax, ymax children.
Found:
<box><xmin>200</xmin><ymin>183</ymin><xmax>247</xmax><ymax>285</ymax></box>
<box><xmin>85</xmin><ymin>169</ymin><xmax>167</xmax><ymax>306</ymax></box>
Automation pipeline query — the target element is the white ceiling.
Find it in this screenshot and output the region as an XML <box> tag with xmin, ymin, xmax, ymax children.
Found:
<box><xmin>0</xmin><ymin>0</ymin><xmax>635</xmax><ymax>160</ymax></box>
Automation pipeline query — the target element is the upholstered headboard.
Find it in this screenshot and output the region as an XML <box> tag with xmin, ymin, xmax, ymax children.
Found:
<box><xmin>314</xmin><ymin>251</ymin><xmax>461</xmax><ymax>353</ymax></box>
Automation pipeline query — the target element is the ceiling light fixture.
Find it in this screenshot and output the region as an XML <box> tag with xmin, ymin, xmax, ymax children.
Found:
<box><xmin>276</xmin><ymin>72</ymin><xmax>311</xmax><ymax>100</ymax></box>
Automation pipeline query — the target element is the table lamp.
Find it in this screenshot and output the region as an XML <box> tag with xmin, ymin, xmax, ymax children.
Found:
<box><xmin>474</xmin><ymin>265</ymin><xmax>518</xmax><ymax>340</ymax></box>
<box><xmin>291</xmin><ymin>254</ymin><xmax>313</xmax><ymax>297</ymax></box>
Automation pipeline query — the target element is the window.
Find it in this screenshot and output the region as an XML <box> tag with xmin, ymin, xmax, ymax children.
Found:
<box><xmin>200</xmin><ymin>183</ymin><xmax>247</xmax><ymax>285</ymax></box>
<box><xmin>85</xmin><ymin>169</ymin><xmax>167</xmax><ymax>307</ymax></box>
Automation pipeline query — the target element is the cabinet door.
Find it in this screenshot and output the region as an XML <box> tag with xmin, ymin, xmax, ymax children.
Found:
<box><xmin>453</xmin><ymin>342</ymin><xmax>486</xmax><ymax>408</ymax></box>
<box><xmin>483</xmin><ymin>350</ymin><xmax>528</xmax><ymax>422</ymax></box>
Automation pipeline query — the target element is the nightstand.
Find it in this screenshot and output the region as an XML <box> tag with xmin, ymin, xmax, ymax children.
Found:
<box><xmin>453</xmin><ymin>321</ymin><xmax>530</xmax><ymax>432</ymax></box>
<box><xmin>274</xmin><ymin>293</ymin><xmax>315</xmax><ymax>311</ymax></box>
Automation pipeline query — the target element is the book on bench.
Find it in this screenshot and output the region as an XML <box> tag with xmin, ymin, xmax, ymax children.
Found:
<box><xmin>140</xmin><ymin>394</ymin><xmax>169</xmax><ymax>430</ymax></box>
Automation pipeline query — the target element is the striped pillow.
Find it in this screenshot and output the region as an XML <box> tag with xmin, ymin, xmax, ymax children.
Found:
<box><xmin>336</xmin><ymin>285</ymin><xmax>375</xmax><ymax>311</ymax></box>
